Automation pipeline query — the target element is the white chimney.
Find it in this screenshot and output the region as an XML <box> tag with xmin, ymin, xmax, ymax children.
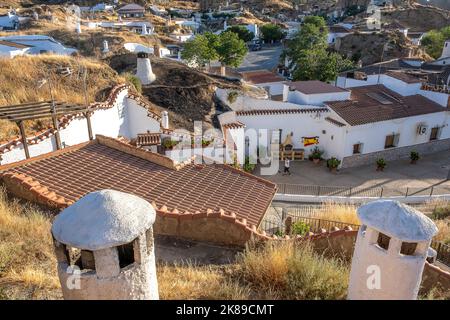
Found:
<box><xmin>76</xmin><ymin>22</ymin><xmax>82</xmax><ymax>34</ymax></box>
<box><xmin>440</xmin><ymin>40</ymin><xmax>450</xmax><ymax>59</ymax></box>
<box><xmin>161</xmin><ymin>111</ymin><xmax>169</xmax><ymax>129</ymax></box>
<box><xmin>348</xmin><ymin>200</ymin><xmax>438</xmax><ymax>300</ymax></box>
<box><xmin>141</xmin><ymin>24</ymin><xmax>147</xmax><ymax>35</ymax></box>
<box><xmin>102</xmin><ymin>40</ymin><xmax>109</xmax><ymax>53</ymax></box>
<box><xmin>136</xmin><ymin>52</ymin><xmax>156</xmax><ymax>85</ymax></box>
<box><xmin>224</xmin><ymin>19</ymin><xmax>227</xmax><ymax>31</ymax></box>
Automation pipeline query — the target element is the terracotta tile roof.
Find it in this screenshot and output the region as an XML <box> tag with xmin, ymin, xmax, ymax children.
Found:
<box><xmin>325</xmin><ymin>85</ymin><xmax>446</xmax><ymax>126</ymax></box>
<box><xmin>385</xmin><ymin>71</ymin><xmax>422</xmax><ymax>84</ymax></box>
<box><xmin>117</xmin><ymin>4</ymin><xmax>145</xmax><ymax>12</ymax></box>
<box><xmin>236</xmin><ymin>108</ymin><xmax>329</xmax><ymax>116</ymax></box>
<box><xmin>325</xmin><ymin>117</ymin><xmax>346</xmax><ymax>127</ymax></box>
<box><xmin>0</xmin><ymin>135</ymin><xmax>276</xmax><ymax>226</ymax></box>
<box><xmin>240</xmin><ymin>70</ymin><xmax>285</xmax><ymax>84</ymax></box>
<box><xmin>222</xmin><ymin>121</ymin><xmax>245</xmax><ymax>129</ymax></box>
<box><xmin>287</xmin><ymin>80</ymin><xmax>348</xmax><ymax>94</ymax></box>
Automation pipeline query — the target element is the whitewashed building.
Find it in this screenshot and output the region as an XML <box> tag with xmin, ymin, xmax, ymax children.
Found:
<box><xmin>0</xmin><ymin>40</ymin><xmax>30</xmax><ymax>58</ymax></box>
<box><xmin>0</xmin><ymin>35</ymin><xmax>77</xmax><ymax>56</ymax></box>
<box><xmin>0</xmin><ymin>12</ymin><xmax>19</xmax><ymax>31</ymax></box>
<box><xmin>218</xmin><ymin>76</ymin><xmax>450</xmax><ymax>169</ymax></box>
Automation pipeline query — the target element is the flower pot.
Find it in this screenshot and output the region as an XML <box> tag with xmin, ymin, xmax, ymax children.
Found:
<box><xmin>313</xmin><ymin>158</ymin><xmax>320</xmax><ymax>164</ymax></box>
<box><xmin>410</xmin><ymin>159</ymin><xmax>417</xmax><ymax>164</ymax></box>
<box><xmin>329</xmin><ymin>167</ymin><xmax>337</xmax><ymax>173</ymax></box>
<box><xmin>376</xmin><ymin>166</ymin><xmax>384</xmax><ymax>171</ymax></box>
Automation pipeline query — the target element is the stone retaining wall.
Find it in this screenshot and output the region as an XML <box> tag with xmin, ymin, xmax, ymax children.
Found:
<box><xmin>341</xmin><ymin>138</ymin><xmax>450</xmax><ymax>169</ymax></box>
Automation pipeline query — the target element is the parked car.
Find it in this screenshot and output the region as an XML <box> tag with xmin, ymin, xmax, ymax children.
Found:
<box><xmin>249</xmin><ymin>43</ymin><xmax>262</xmax><ymax>51</ymax></box>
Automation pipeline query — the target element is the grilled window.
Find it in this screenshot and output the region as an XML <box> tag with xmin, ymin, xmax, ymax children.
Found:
<box><xmin>353</xmin><ymin>143</ymin><xmax>362</xmax><ymax>154</ymax></box>
<box><xmin>385</xmin><ymin>134</ymin><xmax>399</xmax><ymax>149</ymax></box>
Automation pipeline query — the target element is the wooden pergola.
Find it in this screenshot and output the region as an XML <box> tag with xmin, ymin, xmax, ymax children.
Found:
<box><xmin>0</xmin><ymin>101</ymin><xmax>94</xmax><ymax>159</ymax></box>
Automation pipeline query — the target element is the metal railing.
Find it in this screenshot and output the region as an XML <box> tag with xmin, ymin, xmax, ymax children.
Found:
<box><xmin>277</xmin><ymin>183</ymin><xmax>450</xmax><ymax>199</ymax></box>
<box><xmin>430</xmin><ymin>240</ymin><xmax>450</xmax><ymax>267</ymax></box>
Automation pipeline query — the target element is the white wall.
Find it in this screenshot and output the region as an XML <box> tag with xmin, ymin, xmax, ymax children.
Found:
<box><xmin>234</xmin><ymin>112</ymin><xmax>346</xmax><ymax>160</ymax></box>
<box><xmin>287</xmin><ymin>89</ymin><xmax>350</xmax><ymax>106</ymax></box>
<box><xmin>125</xmin><ymin>98</ymin><xmax>161</xmax><ymax>138</ymax></box>
<box><xmin>379</xmin><ymin>74</ymin><xmax>421</xmax><ymax>96</ymax></box>
<box><xmin>336</xmin><ymin>74</ymin><xmax>380</xmax><ymax>89</ymax></box>
<box><xmin>0</xmin><ymin>89</ymin><xmax>164</xmax><ymax>165</ymax></box>
<box><xmin>419</xmin><ymin>89</ymin><xmax>449</xmax><ymax>107</ymax></box>
<box><xmin>341</xmin><ymin>112</ymin><xmax>450</xmax><ymax>158</ymax></box>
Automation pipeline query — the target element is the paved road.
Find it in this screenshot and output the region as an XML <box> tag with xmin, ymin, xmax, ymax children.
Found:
<box><xmin>237</xmin><ymin>44</ymin><xmax>283</xmax><ymax>72</ymax></box>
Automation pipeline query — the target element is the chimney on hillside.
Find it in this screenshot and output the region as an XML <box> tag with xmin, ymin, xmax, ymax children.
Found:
<box><xmin>136</xmin><ymin>52</ymin><xmax>156</xmax><ymax>85</ymax></box>
<box><xmin>347</xmin><ymin>200</ymin><xmax>438</xmax><ymax>300</ymax></box>
<box><xmin>161</xmin><ymin>111</ymin><xmax>169</xmax><ymax>130</ymax></box>
<box><xmin>51</xmin><ymin>190</ymin><xmax>159</xmax><ymax>300</ymax></box>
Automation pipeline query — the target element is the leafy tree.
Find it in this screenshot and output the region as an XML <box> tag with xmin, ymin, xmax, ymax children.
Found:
<box><xmin>285</xmin><ymin>16</ymin><xmax>354</xmax><ymax>82</ymax></box>
<box><xmin>216</xmin><ymin>31</ymin><xmax>248</xmax><ymax>70</ymax></box>
<box><xmin>421</xmin><ymin>26</ymin><xmax>450</xmax><ymax>59</ymax></box>
<box><xmin>181</xmin><ymin>32</ymin><xmax>219</xmax><ymax>68</ymax></box>
<box><xmin>260</xmin><ymin>23</ymin><xmax>285</xmax><ymax>43</ymax></box>
<box><xmin>225</xmin><ymin>25</ymin><xmax>254</xmax><ymax>42</ymax></box>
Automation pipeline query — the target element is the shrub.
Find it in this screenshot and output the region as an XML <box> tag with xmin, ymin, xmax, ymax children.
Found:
<box><xmin>311</xmin><ymin>147</ymin><xmax>324</xmax><ymax>160</ymax></box>
<box><xmin>376</xmin><ymin>158</ymin><xmax>386</xmax><ymax>169</ymax></box>
<box><xmin>162</xmin><ymin>139</ymin><xmax>179</xmax><ymax>149</ymax></box>
<box><xmin>227</xmin><ymin>91</ymin><xmax>239</xmax><ymax>104</ymax></box>
<box><xmin>327</xmin><ymin>157</ymin><xmax>341</xmax><ymax>169</ymax></box>
<box><xmin>124</xmin><ymin>73</ymin><xmax>142</xmax><ymax>93</ymax></box>
<box><xmin>243</xmin><ymin>156</ymin><xmax>256</xmax><ymax>172</ymax></box>
<box><xmin>291</xmin><ymin>221</ymin><xmax>310</xmax><ymax>236</ymax></box>
<box><xmin>432</xmin><ymin>205</ymin><xmax>450</xmax><ymax>221</ymax></box>
<box><xmin>410</xmin><ymin>151</ymin><xmax>420</xmax><ymax>162</ymax></box>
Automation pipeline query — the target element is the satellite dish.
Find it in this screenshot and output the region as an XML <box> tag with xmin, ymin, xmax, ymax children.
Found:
<box><xmin>124</xmin><ymin>43</ymin><xmax>153</xmax><ymax>54</ymax></box>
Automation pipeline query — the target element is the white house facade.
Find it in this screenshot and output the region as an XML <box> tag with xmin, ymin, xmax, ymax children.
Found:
<box><xmin>0</xmin><ymin>35</ymin><xmax>77</xmax><ymax>56</ymax></box>
<box><xmin>218</xmin><ymin>78</ymin><xmax>450</xmax><ymax>169</ymax></box>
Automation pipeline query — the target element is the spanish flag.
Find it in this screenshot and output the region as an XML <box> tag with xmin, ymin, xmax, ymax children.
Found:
<box><xmin>302</xmin><ymin>136</ymin><xmax>319</xmax><ymax>147</ymax></box>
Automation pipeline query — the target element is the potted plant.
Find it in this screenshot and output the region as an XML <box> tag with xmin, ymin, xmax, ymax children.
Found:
<box><xmin>376</xmin><ymin>158</ymin><xmax>386</xmax><ymax>171</ymax></box>
<box><xmin>162</xmin><ymin>138</ymin><xmax>179</xmax><ymax>150</ymax></box>
<box><xmin>327</xmin><ymin>157</ymin><xmax>341</xmax><ymax>173</ymax></box>
<box><xmin>310</xmin><ymin>147</ymin><xmax>323</xmax><ymax>164</ymax></box>
<box><xmin>410</xmin><ymin>151</ymin><xmax>420</xmax><ymax>164</ymax></box>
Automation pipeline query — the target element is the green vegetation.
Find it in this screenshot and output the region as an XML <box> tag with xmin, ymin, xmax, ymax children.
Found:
<box><xmin>421</xmin><ymin>26</ymin><xmax>450</xmax><ymax>59</ymax></box>
<box><xmin>182</xmin><ymin>31</ymin><xmax>247</xmax><ymax>71</ymax></box>
<box><xmin>216</xmin><ymin>31</ymin><xmax>248</xmax><ymax>68</ymax></box>
<box><xmin>376</xmin><ymin>158</ymin><xmax>386</xmax><ymax>170</ymax></box>
<box><xmin>327</xmin><ymin>157</ymin><xmax>341</xmax><ymax>169</ymax></box>
<box><xmin>410</xmin><ymin>151</ymin><xmax>420</xmax><ymax>163</ymax></box>
<box><xmin>291</xmin><ymin>221</ymin><xmax>311</xmax><ymax>236</ymax></box>
<box><xmin>181</xmin><ymin>32</ymin><xmax>219</xmax><ymax>68</ymax></box>
<box><xmin>260</xmin><ymin>23</ymin><xmax>285</xmax><ymax>43</ymax></box>
<box><xmin>285</xmin><ymin>16</ymin><xmax>354</xmax><ymax>82</ymax></box>
<box><xmin>124</xmin><ymin>73</ymin><xmax>142</xmax><ymax>93</ymax></box>
<box><xmin>225</xmin><ymin>25</ymin><xmax>254</xmax><ymax>43</ymax></box>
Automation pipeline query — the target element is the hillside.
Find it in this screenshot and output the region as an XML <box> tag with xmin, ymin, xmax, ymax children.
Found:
<box><xmin>108</xmin><ymin>53</ymin><xmax>246</xmax><ymax>131</ymax></box>
<box><xmin>336</xmin><ymin>31</ymin><xmax>430</xmax><ymax>65</ymax></box>
<box><xmin>0</xmin><ymin>55</ymin><xmax>124</xmax><ymax>142</ymax></box>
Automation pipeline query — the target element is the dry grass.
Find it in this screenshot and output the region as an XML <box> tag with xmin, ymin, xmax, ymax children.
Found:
<box><xmin>240</xmin><ymin>241</ymin><xmax>349</xmax><ymax>300</ymax></box>
<box><xmin>0</xmin><ymin>187</ymin><xmax>61</xmax><ymax>299</ymax></box>
<box><xmin>0</xmin><ymin>54</ymin><xmax>124</xmax><ymax>141</ymax></box>
<box><xmin>309</xmin><ymin>202</ymin><xmax>360</xmax><ymax>225</ymax></box>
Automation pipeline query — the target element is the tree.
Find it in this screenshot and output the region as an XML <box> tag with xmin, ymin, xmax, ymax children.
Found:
<box><xmin>216</xmin><ymin>31</ymin><xmax>248</xmax><ymax>74</ymax></box>
<box><xmin>285</xmin><ymin>16</ymin><xmax>354</xmax><ymax>82</ymax></box>
<box><xmin>181</xmin><ymin>32</ymin><xmax>219</xmax><ymax>69</ymax></box>
<box><xmin>225</xmin><ymin>25</ymin><xmax>254</xmax><ymax>43</ymax></box>
<box><xmin>421</xmin><ymin>26</ymin><xmax>450</xmax><ymax>59</ymax></box>
<box><xmin>260</xmin><ymin>23</ymin><xmax>285</xmax><ymax>43</ymax></box>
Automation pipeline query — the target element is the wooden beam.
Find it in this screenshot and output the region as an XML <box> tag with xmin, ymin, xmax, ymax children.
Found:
<box><xmin>85</xmin><ymin>111</ymin><xmax>94</xmax><ymax>141</ymax></box>
<box><xmin>52</xmin><ymin>114</ymin><xmax>62</xmax><ymax>150</ymax></box>
<box><xmin>17</xmin><ymin>121</ymin><xmax>30</xmax><ymax>159</ymax></box>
